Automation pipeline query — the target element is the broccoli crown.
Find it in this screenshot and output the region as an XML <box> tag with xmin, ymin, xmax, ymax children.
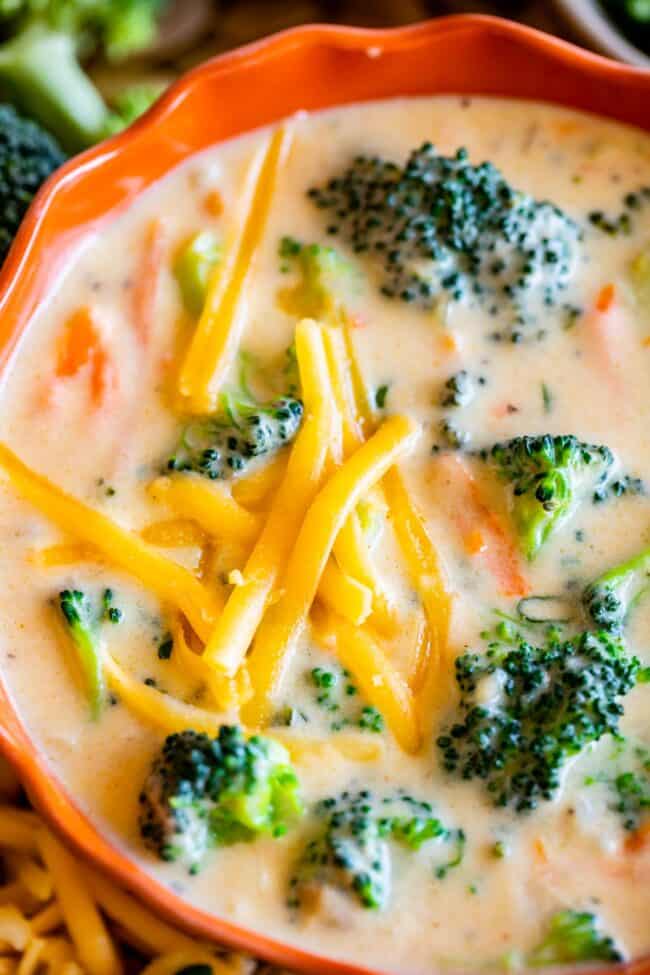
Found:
<box><xmin>289</xmin><ymin>790</ymin><xmax>446</xmax><ymax>911</ymax></box>
<box><xmin>0</xmin><ymin>103</ymin><xmax>65</xmax><ymax>262</ymax></box>
<box><xmin>167</xmin><ymin>395</ymin><xmax>303</xmax><ymax>481</ymax></box>
<box><xmin>528</xmin><ymin>910</ymin><xmax>623</xmax><ymax>966</ymax></box>
<box><xmin>479</xmin><ymin>434</ymin><xmax>614</xmax><ymax>559</ymax></box>
<box><xmin>308</xmin><ymin>144</ymin><xmax>581</xmax><ymax>338</ymax></box>
<box><xmin>437</xmin><ymin>625</ymin><xmax>639</xmax><ymax>812</ymax></box>
<box><xmin>139</xmin><ymin>727</ymin><xmax>303</xmax><ymax>871</ymax></box>
<box><xmin>583</xmin><ymin>547</ymin><xmax>650</xmax><ymax>634</ymax></box>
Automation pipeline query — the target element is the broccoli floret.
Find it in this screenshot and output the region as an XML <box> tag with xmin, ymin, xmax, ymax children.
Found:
<box><xmin>173</xmin><ymin>230</ymin><xmax>221</xmax><ymax>317</ymax></box>
<box><xmin>528</xmin><ymin>910</ymin><xmax>623</xmax><ymax>966</ymax></box>
<box><xmin>479</xmin><ymin>435</ymin><xmax>614</xmax><ymax>559</ymax></box>
<box><xmin>167</xmin><ymin>349</ymin><xmax>303</xmax><ymax>480</ymax></box>
<box><xmin>139</xmin><ymin>727</ymin><xmax>303</xmax><ymax>872</ymax></box>
<box><xmin>612</xmin><ymin>766</ymin><xmax>650</xmax><ymax>831</ymax></box>
<box><xmin>308</xmin><ymin>144</ymin><xmax>581</xmax><ymax>338</ymax></box>
<box><xmin>277</xmin><ymin>238</ymin><xmax>358</xmax><ymax>321</ymax></box>
<box><xmin>583</xmin><ymin>547</ymin><xmax>650</xmax><ymax>634</ymax></box>
<box><xmin>289</xmin><ymin>791</ymin><xmax>446</xmax><ymax>911</ymax></box>
<box><xmin>0</xmin><ymin>102</ymin><xmax>65</xmax><ymax>263</ymax></box>
<box><xmin>167</xmin><ymin>393</ymin><xmax>303</xmax><ymax>481</ymax></box>
<box><xmin>437</xmin><ymin>625</ymin><xmax>639</xmax><ymax>812</ymax></box>
<box><xmin>440</xmin><ymin>370</ymin><xmax>475</xmax><ymax>408</ymax></box>
<box><xmin>0</xmin><ymin>1</ymin><xmax>167</xmax><ymax>151</ymax></box>
<box><xmin>57</xmin><ymin>589</ymin><xmax>105</xmax><ymax>719</ymax></box>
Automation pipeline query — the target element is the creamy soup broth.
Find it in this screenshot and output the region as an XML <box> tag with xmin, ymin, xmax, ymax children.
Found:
<box><xmin>1</xmin><ymin>97</ymin><xmax>650</xmax><ymax>974</ymax></box>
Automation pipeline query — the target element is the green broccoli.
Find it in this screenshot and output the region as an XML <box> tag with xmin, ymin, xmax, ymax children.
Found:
<box><xmin>289</xmin><ymin>790</ymin><xmax>446</xmax><ymax>911</ymax></box>
<box><xmin>308</xmin><ymin>144</ymin><xmax>582</xmax><ymax>339</ymax></box>
<box><xmin>583</xmin><ymin>547</ymin><xmax>650</xmax><ymax>634</ymax></box>
<box><xmin>277</xmin><ymin>237</ymin><xmax>358</xmax><ymax>322</ymax></box>
<box><xmin>479</xmin><ymin>435</ymin><xmax>614</xmax><ymax>559</ymax></box>
<box><xmin>167</xmin><ymin>355</ymin><xmax>303</xmax><ymax>481</ymax></box>
<box><xmin>437</xmin><ymin>623</ymin><xmax>639</xmax><ymax>812</ymax></box>
<box><xmin>139</xmin><ymin>727</ymin><xmax>303</xmax><ymax>873</ymax></box>
<box><xmin>57</xmin><ymin>589</ymin><xmax>105</xmax><ymax>720</ymax></box>
<box><xmin>173</xmin><ymin>230</ymin><xmax>221</xmax><ymax>317</ymax></box>
<box><xmin>440</xmin><ymin>370</ymin><xmax>476</xmax><ymax>408</ymax></box>
<box><xmin>0</xmin><ymin>0</ymin><xmax>167</xmax><ymax>152</ymax></box>
<box><xmin>0</xmin><ymin>102</ymin><xmax>65</xmax><ymax>263</ymax></box>
<box><xmin>528</xmin><ymin>910</ymin><xmax>623</xmax><ymax>966</ymax></box>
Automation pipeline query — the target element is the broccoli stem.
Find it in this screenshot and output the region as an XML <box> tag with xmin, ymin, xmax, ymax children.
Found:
<box><xmin>0</xmin><ymin>25</ymin><xmax>109</xmax><ymax>151</ymax></box>
<box><xmin>57</xmin><ymin>590</ymin><xmax>105</xmax><ymax>719</ymax></box>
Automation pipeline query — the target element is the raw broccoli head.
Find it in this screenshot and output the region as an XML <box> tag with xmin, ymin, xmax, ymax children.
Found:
<box><xmin>437</xmin><ymin>624</ymin><xmax>639</xmax><ymax>812</ymax></box>
<box><xmin>583</xmin><ymin>547</ymin><xmax>650</xmax><ymax>634</ymax></box>
<box><xmin>289</xmin><ymin>791</ymin><xmax>446</xmax><ymax>911</ymax></box>
<box><xmin>480</xmin><ymin>434</ymin><xmax>614</xmax><ymax>559</ymax></box>
<box><xmin>139</xmin><ymin>727</ymin><xmax>304</xmax><ymax>872</ymax></box>
<box><xmin>308</xmin><ymin>144</ymin><xmax>581</xmax><ymax>338</ymax></box>
<box><xmin>0</xmin><ymin>103</ymin><xmax>65</xmax><ymax>263</ymax></box>
<box><xmin>0</xmin><ymin>1</ymin><xmax>167</xmax><ymax>151</ymax></box>
<box><xmin>529</xmin><ymin>910</ymin><xmax>623</xmax><ymax>966</ymax></box>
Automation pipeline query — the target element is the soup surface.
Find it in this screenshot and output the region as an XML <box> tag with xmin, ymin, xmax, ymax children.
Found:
<box><xmin>1</xmin><ymin>96</ymin><xmax>650</xmax><ymax>975</ymax></box>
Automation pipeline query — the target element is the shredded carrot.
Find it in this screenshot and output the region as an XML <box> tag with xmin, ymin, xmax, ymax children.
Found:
<box><xmin>55</xmin><ymin>307</ymin><xmax>114</xmax><ymax>407</ymax></box>
<box><xmin>203</xmin><ymin>190</ymin><xmax>223</xmax><ymax>217</ymax></box>
<box><xmin>596</xmin><ymin>282</ymin><xmax>616</xmax><ymax>313</ymax></box>
<box><xmin>643</xmin><ymin>336</ymin><xmax>650</xmax><ymax>348</ymax></box>
<box><xmin>131</xmin><ymin>219</ymin><xmax>166</xmax><ymax>345</ymax></box>
<box><xmin>463</xmin><ymin>528</ymin><xmax>486</xmax><ymax>556</ymax></box>
<box><xmin>533</xmin><ymin>837</ymin><xmax>548</xmax><ymax>865</ymax></box>
<box><xmin>432</xmin><ymin>454</ymin><xmax>529</xmax><ymax>598</ymax></box>
<box><xmin>625</xmin><ymin>819</ymin><xmax>650</xmax><ymax>854</ymax></box>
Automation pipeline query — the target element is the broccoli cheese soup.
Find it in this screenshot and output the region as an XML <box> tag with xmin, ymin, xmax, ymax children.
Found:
<box><xmin>1</xmin><ymin>96</ymin><xmax>650</xmax><ymax>975</ymax></box>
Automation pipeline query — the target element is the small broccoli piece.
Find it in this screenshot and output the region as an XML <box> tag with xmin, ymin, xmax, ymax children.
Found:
<box><xmin>290</xmin><ymin>792</ymin><xmax>389</xmax><ymax>910</ymax></box>
<box><xmin>167</xmin><ymin>393</ymin><xmax>303</xmax><ymax>481</ymax></box>
<box><xmin>583</xmin><ymin>547</ymin><xmax>650</xmax><ymax>634</ymax></box>
<box><xmin>439</xmin><ymin>418</ymin><xmax>469</xmax><ymax>450</ymax></box>
<box><xmin>277</xmin><ymin>238</ymin><xmax>358</xmax><ymax>321</ymax></box>
<box><xmin>479</xmin><ymin>435</ymin><xmax>614</xmax><ymax>559</ymax></box>
<box><xmin>0</xmin><ymin>103</ymin><xmax>65</xmax><ymax>263</ymax></box>
<box><xmin>139</xmin><ymin>727</ymin><xmax>303</xmax><ymax>872</ymax></box>
<box><xmin>289</xmin><ymin>791</ymin><xmax>447</xmax><ymax>911</ymax></box>
<box><xmin>440</xmin><ymin>371</ymin><xmax>475</xmax><ymax>408</ymax></box>
<box><xmin>173</xmin><ymin>230</ymin><xmax>221</xmax><ymax>317</ymax></box>
<box><xmin>434</xmin><ymin>827</ymin><xmax>466</xmax><ymax>879</ymax></box>
<box><xmin>613</xmin><ymin>767</ymin><xmax>650</xmax><ymax>831</ymax></box>
<box><xmin>528</xmin><ymin>910</ymin><xmax>623</xmax><ymax>966</ymax></box>
<box><xmin>308</xmin><ymin>144</ymin><xmax>581</xmax><ymax>338</ymax></box>
<box><xmin>57</xmin><ymin>589</ymin><xmax>105</xmax><ymax>719</ymax></box>
<box><xmin>102</xmin><ymin>588</ymin><xmax>122</xmax><ymax>624</ymax></box>
<box><xmin>437</xmin><ymin>625</ymin><xmax>639</xmax><ymax>812</ymax></box>
<box><xmin>0</xmin><ymin>2</ymin><xmax>167</xmax><ymax>151</ymax></box>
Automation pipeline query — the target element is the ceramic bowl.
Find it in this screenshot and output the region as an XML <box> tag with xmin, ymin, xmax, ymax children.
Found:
<box><xmin>1</xmin><ymin>15</ymin><xmax>650</xmax><ymax>975</ymax></box>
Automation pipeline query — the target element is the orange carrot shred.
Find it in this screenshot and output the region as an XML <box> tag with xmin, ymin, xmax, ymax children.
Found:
<box><xmin>55</xmin><ymin>307</ymin><xmax>114</xmax><ymax>407</ymax></box>
<box><xmin>204</xmin><ymin>190</ymin><xmax>223</xmax><ymax>217</ymax></box>
<box><xmin>625</xmin><ymin>819</ymin><xmax>650</xmax><ymax>854</ymax></box>
<box><xmin>596</xmin><ymin>283</ymin><xmax>615</xmax><ymax>313</ymax></box>
<box><xmin>132</xmin><ymin>219</ymin><xmax>166</xmax><ymax>345</ymax></box>
<box><xmin>533</xmin><ymin>838</ymin><xmax>548</xmax><ymax>864</ymax></box>
<box><xmin>463</xmin><ymin>528</ymin><xmax>486</xmax><ymax>556</ymax></box>
<box><xmin>433</xmin><ymin>454</ymin><xmax>529</xmax><ymax>598</ymax></box>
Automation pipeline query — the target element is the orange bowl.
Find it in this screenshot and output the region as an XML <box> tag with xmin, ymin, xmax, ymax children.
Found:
<box><xmin>1</xmin><ymin>14</ymin><xmax>650</xmax><ymax>975</ymax></box>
